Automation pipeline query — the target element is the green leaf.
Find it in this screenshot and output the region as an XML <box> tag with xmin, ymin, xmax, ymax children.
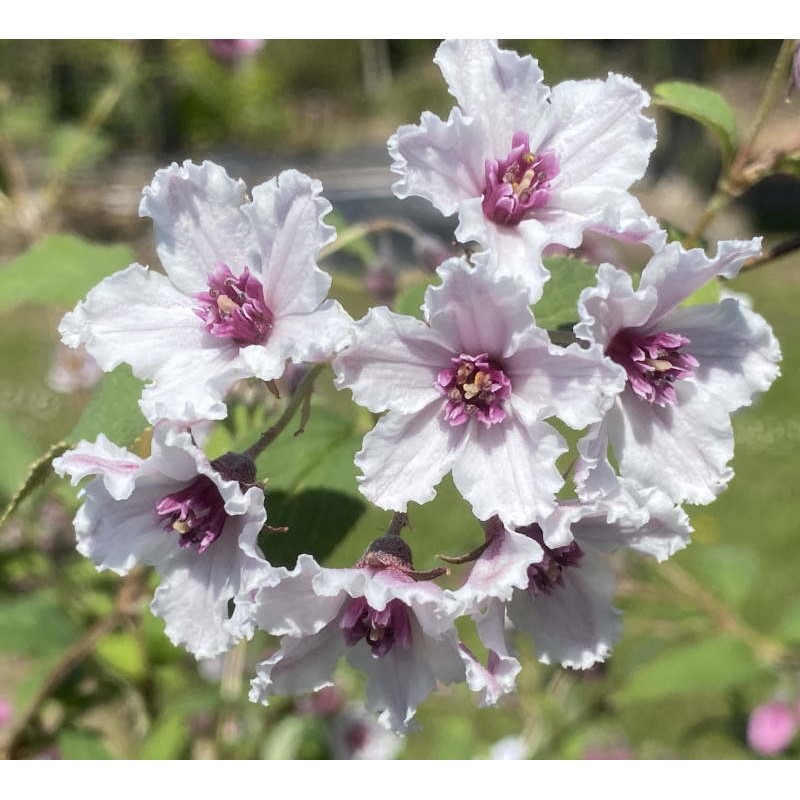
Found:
<box><xmin>0</xmin><ymin>590</ymin><xmax>80</xmax><ymax>657</ymax></box>
<box><xmin>58</xmin><ymin>729</ymin><xmax>113</xmax><ymax>760</ymax></box>
<box><xmin>0</xmin><ymin>234</ymin><xmax>134</xmax><ymax>313</ymax></box>
<box><xmin>96</xmin><ymin>632</ymin><xmax>147</xmax><ymax>682</ymax></box>
<box><xmin>653</xmin><ymin>82</ymin><xmax>737</xmax><ymax>163</ymax></box>
<box><xmin>615</xmin><ymin>636</ymin><xmax>762</xmax><ymax>704</ymax></box>
<box><xmin>69</xmin><ymin>364</ymin><xmax>147</xmax><ymax>447</ymax></box>
<box><xmin>0</xmin><ymin>412</ymin><xmax>40</xmax><ymax>501</ymax></box>
<box><xmin>394</xmin><ymin>279</ymin><xmax>430</xmax><ymax>319</ymax></box>
<box><xmin>534</xmin><ymin>257</ymin><xmax>597</xmax><ymax>331</ymax></box>
<box><xmin>686</xmin><ymin>546</ymin><xmax>760</xmax><ymax>607</ymax></box>
<box><xmin>261</xmin><ymin>716</ymin><xmax>324</xmax><ymax>760</ymax></box>
<box><xmin>139</xmin><ymin>712</ymin><xmax>189</xmax><ymax>760</ymax></box>
<box><xmin>682</xmin><ymin>278</ymin><xmax>721</xmax><ymax>307</ymax></box>
<box><xmin>0</xmin><ymin>441</ymin><xmax>68</xmax><ymax>526</ymax></box>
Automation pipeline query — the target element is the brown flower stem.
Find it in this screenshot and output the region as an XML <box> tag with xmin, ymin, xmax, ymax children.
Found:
<box><xmin>243</xmin><ymin>363</ymin><xmax>326</xmax><ymax>460</ymax></box>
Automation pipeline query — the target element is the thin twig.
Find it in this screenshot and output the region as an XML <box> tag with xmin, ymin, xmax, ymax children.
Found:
<box><xmin>320</xmin><ymin>217</ymin><xmax>431</xmax><ymax>261</ymax></box>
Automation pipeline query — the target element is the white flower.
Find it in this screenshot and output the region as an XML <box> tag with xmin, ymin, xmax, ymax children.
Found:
<box><xmin>249</xmin><ymin>554</ymin><xmax>464</xmax><ymax>734</ymax></box>
<box><xmin>333</xmin><ymin>258</ymin><xmax>625</xmax><ymax>528</ymax></box>
<box><xmin>53</xmin><ymin>428</ymin><xmax>274</xmax><ymax>659</ymax></box>
<box><xmin>574</xmin><ymin>239</ymin><xmax>781</xmax><ymax>505</ymax></box>
<box><xmin>389</xmin><ymin>39</ymin><xmax>664</xmax><ymax>300</ymax></box>
<box><xmin>59</xmin><ymin>162</ymin><xmax>352</xmax><ymax>424</ymax></box>
<box><xmin>451</xmin><ymin>487</ymin><xmax>691</xmax><ymax>688</ymax></box>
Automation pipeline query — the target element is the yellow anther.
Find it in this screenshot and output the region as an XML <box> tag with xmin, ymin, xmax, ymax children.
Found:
<box><xmin>216</xmin><ymin>295</ymin><xmax>238</xmax><ymax>315</ymax></box>
<box><xmin>172</xmin><ymin>519</ymin><xmax>192</xmax><ymax>534</ymax></box>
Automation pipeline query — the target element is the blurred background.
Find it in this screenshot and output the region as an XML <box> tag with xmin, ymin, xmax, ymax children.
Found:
<box><xmin>0</xmin><ymin>39</ymin><xmax>799</xmax><ymax>760</ymax></box>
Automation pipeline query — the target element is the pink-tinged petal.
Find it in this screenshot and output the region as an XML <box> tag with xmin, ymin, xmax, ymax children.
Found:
<box><xmin>586</xmin><ymin>193</ymin><xmax>666</xmax><ymax>252</ymax></box>
<box><xmin>249</xmin><ymin>623</ymin><xmax>345</xmax><ymax>705</ymax></box>
<box><xmin>139</xmin><ymin>161</ymin><xmax>254</xmax><ymax>295</ymax></box>
<box><xmin>658</xmin><ymin>299</ymin><xmax>781</xmax><ymax>414</ymax></box>
<box><xmin>506</xmin><ymin>335</ymin><xmax>626</xmax><ymax>430</ymax></box>
<box><xmin>347</xmin><ymin>618</ymin><xmax>464</xmax><ymax>733</ymax></box>
<box><xmin>434</xmin><ymin>39</ymin><xmax>550</xmax><ymax>155</ymax></box>
<box><xmin>253</xmin><ymin>555</ymin><xmax>353</xmax><ymax>638</ymax></box>
<box><xmin>139</xmin><ymin>345</ymin><xmax>249</xmax><ymax>424</ymax></box>
<box><xmin>424</xmin><ymin>258</ymin><xmax>534</xmax><ymax>357</ymax></box>
<box><xmin>355</xmin><ymin>404</ymin><xmax>464</xmax><ymax>512</ymax></box>
<box><xmin>241</xmin><ymin>299</ymin><xmax>353</xmax><ymax>383</ymax></box>
<box><xmin>451</xmin><ymin>418</ymin><xmax>566</xmax><ymax>528</ymax></box>
<box><xmin>575</xmin><ymin>263</ymin><xmax>658</xmax><ymax>349</ymax></box>
<box><xmin>456</xmin><ymin>199</ymin><xmax>552</xmax><ymax>302</ymax></box>
<box><xmin>73</xmin><ymin>478</ymin><xmax>176</xmax><ymax>575</ymax></box>
<box><xmin>333</xmin><ymin>306</ymin><xmax>451</xmax><ymax>415</ymax></box>
<box><xmin>58</xmin><ymin>264</ymin><xmax>204</xmax><ymax>379</ymax></box>
<box><xmin>610</xmin><ymin>382</ymin><xmax>735</xmax><ymax>506</ymax></box>
<box><xmin>538</xmin><ymin>502</ymin><xmax>588</xmax><ymax>549</ymax></box>
<box><xmin>574</xmin><ymin>419</ymin><xmax>621</xmax><ymax>502</ymax></box>
<box><xmin>150</xmin><ymin>515</ymin><xmax>265</xmax><ymax>659</ymax></box>
<box><xmin>544</xmin><ymin>74</ymin><xmax>655</xmax><ymax>199</ymax></box>
<box><xmin>573</xmin><ymin>484</ymin><xmax>692</xmax><ymax>563</ymax></box>
<box><xmin>461</xmin><ymin>598</ymin><xmax>521</xmax><ymax>707</ymax></box>
<box><xmin>508</xmin><ymin>549</ymin><xmax>621</xmax><ymax>669</ymax></box>
<box><xmin>639</xmin><ymin>239</ymin><xmax>762</xmax><ymax>322</ymax></box>
<box><xmin>449</xmin><ymin>528</ymin><xmax>543</xmax><ymax>610</ymax></box>
<box><xmin>389</xmin><ymin>108</ymin><xmax>486</xmax><ymax>216</ymax></box>
<box><xmin>244</xmin><ymin>169</ymin><xmax>337</xmax><ymax>316</ymax></box>
<box><xmin>53</xmin><ymin>434</ymin><xmax>142</xmax><ymax>501</ymax></box>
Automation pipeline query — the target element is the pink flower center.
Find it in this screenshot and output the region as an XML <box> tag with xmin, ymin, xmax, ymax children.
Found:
<box><xmin>521</xmin><ymin>523</ymin><xmax>583</xmax><ymax>595</ymax></box>
<box><xmin>340</xmin><ymin>597</ymin><xmax>412</xmax><ymax>658</ymax></box>
<box><xmin>195</xmin><ymin>264</ymin><xmax>273</xmax><ymax>346</ymax></box>
<box><xmin>482</xmin><ymin>132</ymin><xmax>559</xmax><ymax>226</ymax></box>
<box><xmin>437</xmin><ymin>353</ymin><xmax>512</xmax><ymax>427</ymax></box>
<box><xmin>607</xmin><ymin>329</ymin><xmax>699</xmax><ymax>407</ymax></box>
<box><xmin>155</xmin><ymin>476</ymin><xmax>228</xmax><ymax>553</ymax></box>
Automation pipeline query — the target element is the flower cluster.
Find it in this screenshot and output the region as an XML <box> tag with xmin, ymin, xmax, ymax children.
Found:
<box><xmin>55</xmin><ymin>40</ymin><xmax>781</xmax><ymax>735</ymax></box>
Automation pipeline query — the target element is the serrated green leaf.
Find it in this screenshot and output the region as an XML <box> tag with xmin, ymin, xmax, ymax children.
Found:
<box><xmin>58</xmin><ymin>729</ymin><xmax>113</xmax><ymax>760</ymax></box>
<box><xmin>0</xmin><ymin>441</ymin><xmax>68</xmax><ymax>526</ymax></box>
<box><xmin>615</xmin><ymin>636</ymin><xmax>762</xmax><ymax>704</ymax></box>
<box><xmin>653</xmin><ymin>82</ymin><xmax>737</xmax><ymax>163</ymax></box>
<box><xmin>96</xmin><ymin>632</ymin><xmax>147</xmax><ymax>682</ymax></box>
<box><xmin>534</xmin><ymin>257</ymin><xmax>597</xmax><ymax>331</ymax></box>
<box><xmin>0</xmin><ymin>234</ymin><xmax>134</xmax><ymax>313</ymax></box>
<box><xmin>69</xmin><ymin>364</ymin><xmax>147</xmax><ymax>447</ymax></box>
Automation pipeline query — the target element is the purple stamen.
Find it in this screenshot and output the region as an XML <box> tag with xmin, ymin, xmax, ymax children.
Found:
<box><xmin>155</xmin><ymin>476</ymin><xmax>228</xmax><ymax>553</ymax></box>
<box><xmin>437</xmin><ymin>353</ymin><xmax>512</xmax><ymax>428</ymax></box>
<box><xmin>482</xmin><ymin>132</ymin><xmax>559</xmax><ymax>226</ymax></box>
<box><xmin>519</xmin><ymin>523</ymin><xmax>583</xmax><ymax>595</ymax></box>
<box><xmin>607</xmin><ymin>329</ymin><xmax>699</xmax><ymax>407</ymax></box>
<box><xmin>340</xmin><ymin>596</ymin><xmax>412</xmax><ymax>658</ymax></box>
<box><xmin>195</xmin><ymin>264</ymin><xmax>273</xmax><ymax>346</ymax></box>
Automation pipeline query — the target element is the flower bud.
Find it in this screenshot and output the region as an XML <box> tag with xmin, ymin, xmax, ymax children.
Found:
<box><xmin>747</xmin><ymin>701</ymin><xmax>797</xmax><ymax>756</ymax></box>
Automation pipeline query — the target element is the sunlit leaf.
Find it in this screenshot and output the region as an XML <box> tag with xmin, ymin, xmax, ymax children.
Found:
<box><xmin>534</xmin><ymin>257</ymin><xmax>597</xmax><ymax>331</ymax></box>
<box><xmin>0</xmin><ymin>441</ymin><xmax>68</xmax><ymax>526</ymax></box>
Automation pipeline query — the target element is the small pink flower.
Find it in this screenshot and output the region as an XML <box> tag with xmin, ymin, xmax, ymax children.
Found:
<box><xmin>0</xmin><ymin>697</ymin><xmax>12</xmax><ymax>727</ymax></box>
<box><xmin>747</xmin><ymin>701</ymin><xmax>797</xmax><ymax>756</ymax></box>
<box><xmin>208</xmin><ymin>40</ymin><xmax>265</xmax><ymax>64</ymax></box>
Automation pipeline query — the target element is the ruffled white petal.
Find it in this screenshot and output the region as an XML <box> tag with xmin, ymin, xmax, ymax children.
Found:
<box><xmin>244</xmin><ymin>169</ymin><xmax>337</xmax><ymax>316</ymax></box>
<box><xmin>508</xmin><ymin>549</ymin><xmax>621</xmax><ymax>669</ymax></box>
<box><xmin>355</xmin><ymin>403</ymin><xmax>464</xmax><ymax>512</ymax></box>
<box><xmin>139</xmin><ymin>160</ymin><xmax>254</xmax><ymax>295</ymax></box>
<box><xmin>53</xmin><ymin>434</ymin><xmax>143</xmax><ymax>501</ymax></box>
<box><xmin>332</xmin><ymin>306</ymin><xmax>450</xmax><ymax>415</ymax></box>
<box><xmin>389</xmin><ymin>108</ymin><xmax>485</xmax><ymax>216</ymax></box>
<box><xmin>58</xmin><ymin>264</ymin><xmax>204</xmax><ymax>379</ymax></box>
<box><xmin>586</xmin><ymin>193</ymin><xmax>666</xmax><ymax>251</ymax></box>
<box><xmin>451</xmin><ymin>418</ymin><xmax>566</xmax><ymax>528</ymax></box>
<box><xmin>610</xmin><ymin>383</ymin><xmax>735</xmax><ymax>505</ymax></box>
<box><xmin>424</xmin><ymin>258</ymin><xmax>535</xmax><ymax>357</ymax></box>
<box><xmin>639</xmin><ymin>239</ymin><xmax>762</xmax><ymax>322</ymax></box>
<box><xmin>574</xmin><ymin>419</ymin><xmax>620</xmax><ymax>502</ymax></box>
<box><xmin>433</xmin><ymin>39</ymin><xmax>549</xmax><ymax>155</ymax></box>
<box><xmin>507</xmin><ymin>335</ymin><xmax>626</xmax><ymax>430</ymax></box>
<box><xmin>658</xmin><ymin>299</ymin><xmax>781</xmax><ymax>414</ymax></box>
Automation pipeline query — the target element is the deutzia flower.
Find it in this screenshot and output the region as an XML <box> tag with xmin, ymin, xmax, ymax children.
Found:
<box><xmin>452</xmin><ymin>485</ymin><xmax>691</xmax><ymax>695</ymax></box>
<box><xmin>574</xmin><ymin>239</ymin><xmax>781</xmax><ymax>506</ymax></box>
<box><xmin>249</xmin><ymin>538</ymin><xmax>464</xmax><ymax>734</ymax></box>
<box><xmin>333</xmin><ymin>258</ymin><xmax>625</xmax><ymax>528</ymax></box>
<box><xmin>389</xmin><ymin>39</ymin><xmax>664</xmax><ymax>300</ymax></box>
<box><xmin>53</xmin><ymin>428</ymin><xmax>274</xmax><ymax>659</ymax></box>
<box><xmin>59</xmin><ymin>162</ymin><xmax>351</xmax><ymax>423</ymax></box>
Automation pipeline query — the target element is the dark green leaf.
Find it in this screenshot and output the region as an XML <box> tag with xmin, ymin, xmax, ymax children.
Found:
<box><xmin>614</xmin><ymin>636</ymin><xmax>762</xmax><ymax>704</ymax></box>
<box><xmin>653</xmin><ymin>82</ymin><xmax>737</xmax><ymax>163</ymax></box>
<box><xmin>534</xmin><ymin>257</ymin><xmax>597</xmax><ymax>331</ymax></box>
<box><xmin>0</xmin><ymin>234</ymin><xmax>135</xmax><ymax>312</ymax></box>
<box><xmin>69</xmin><ymin>365</ymin><xmax>147</xmax><ymax>447</ymax></box>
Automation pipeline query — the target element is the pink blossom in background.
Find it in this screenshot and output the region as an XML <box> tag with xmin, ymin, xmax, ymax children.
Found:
<box><xmin>208</xmin><ymin>40</ymin><xmax>265</xmax><ymax>64</ymax></box>
<box><xmin>747</xmin><ymin>701</ymin><xmax>797</xmax><ymax>756</ymax></box>
<box><xmin>584</xmin><ymin>744</ymin><xmax>633</xmax><ymax>759</ymax></box>
<box><xmin>0</xmin><ymin>697</ymin><xmax>12</xmax><ymax>727</ymax></box>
